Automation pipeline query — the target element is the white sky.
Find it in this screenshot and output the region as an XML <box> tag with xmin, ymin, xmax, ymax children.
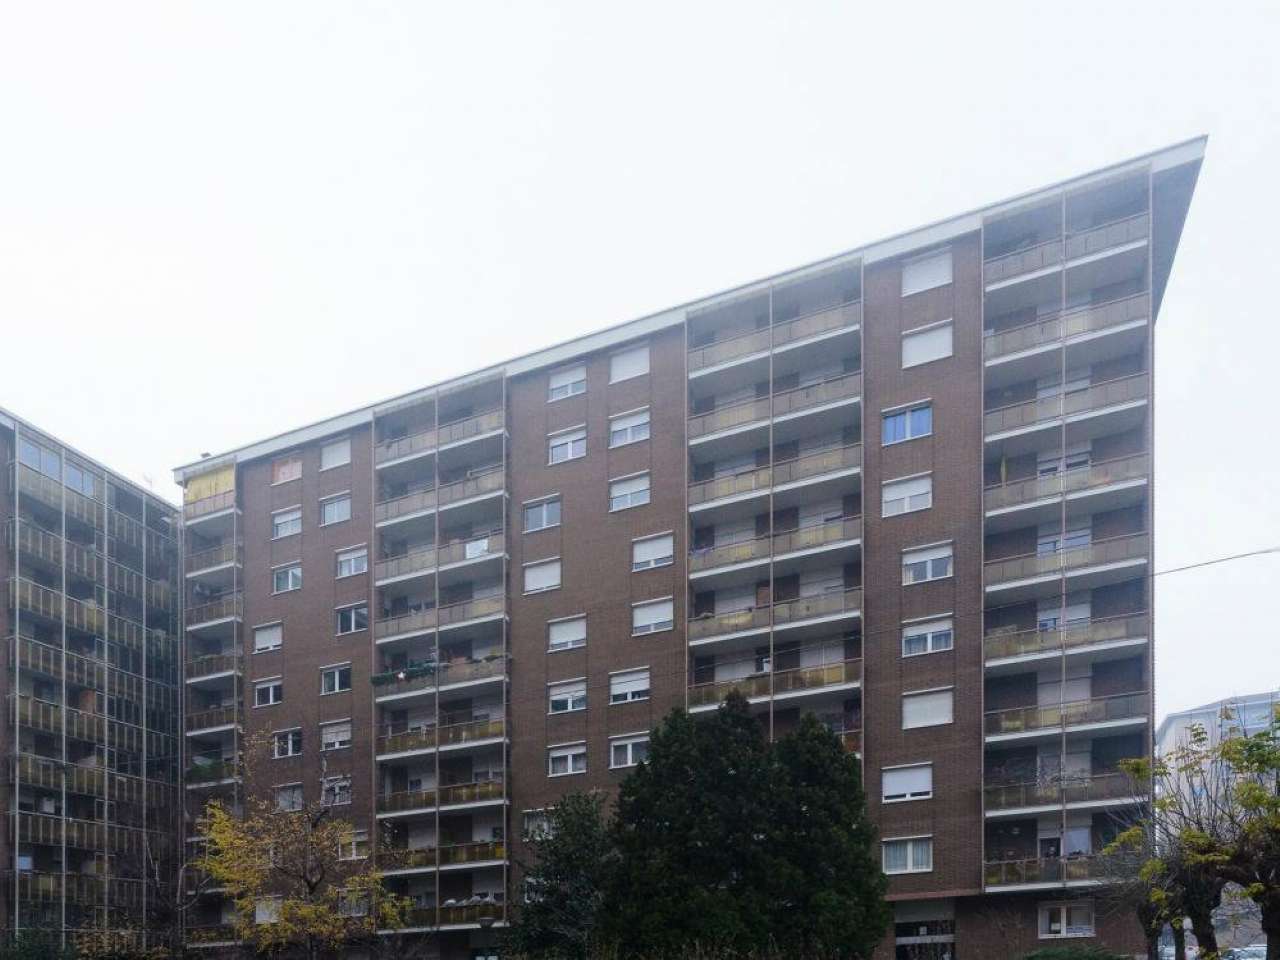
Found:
<box><xmin>1</xmin><ymin>1</ymin><xmax>1277</xmax><ymax>719</ymax></box>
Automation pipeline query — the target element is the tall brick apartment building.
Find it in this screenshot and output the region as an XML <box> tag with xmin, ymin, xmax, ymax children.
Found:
<box><xmin>1</xmin><ymin>409</ymin><xmax>183</xmax><ymax>943</ymax></box>
<box><xmin>173</xmin><ymin>138</ymin><xmax>1204</xmax><ymax>959</ymax></box>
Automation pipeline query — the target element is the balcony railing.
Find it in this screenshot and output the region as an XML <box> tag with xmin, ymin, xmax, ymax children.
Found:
<box><xmin>437</xmin><ymin>531</ymin><xmax>504</xmax><ymax>566</ymax></box>
<box><xmin>687</xmin><ymin>301</ymin><xmax>862</xmax><ymax>373</ymax></box>
<box><xmin>375</xmin><ymin>545</ymin><xmax>437</xmax><ymax>582</ymax></box>
<box><xmin>438</xmin><ymin>594</ymin><xmax>504</xmax><ymax>627</ymax></box>
<box><xmin>688</xmin><ymin>328</ymin><xmax>771</xmax><ymax>372</ymax></box>
<box><xmin>15</xmin><ymin>465</ymin><xmax>105</xmax><ymax>530</ymax></box>
<box><xmin>185</xmin><ymin>759</ymin><xmax>238</xmax><ymax>784</ymax></box>
<box><xmin>688</xmin><ymin>465</ymin><xmax>772</xmax><ymax>507</ymax></box>
<box><xmin>983</xmin><ymin>212</ymin><xmax>1150</xmax><ymax>286</ymax></box>
<box><xmin>437</xmin><ymin>408</ymin><xmax>504</xmax><ymax>447</ymax></box>
<box><xmin>984</xmin><ymin>236</ymin><xmax>1065</xmax><ymax>286</ymax></box>
<box><xmin>437</xmin><ymin>466</ymin><xmax>504</xmax><ymax>507</ymax></box>
<box><xmin>772</xmin><ymin>300</ymin><xmax>861</xmax><ymax>346</ymax></box>
<box><xmin>773</xmin><ymin>515</ymin><xmax>861</xmax><ymax>555</ymax></box>
<box><xmin>688</xmin><ymin>444</ymin><xmax>862</xmax><ymax>506</ymax></box>
<box><xmin>984</xmin><ymin>691</ymin><xmax>1148</xmax><ymax>736</ymax></box>
<box><xmin>984</xmin><ymin>453</ymin><xmax>1150</xmax><ymax>512</ymax></box>
<box><xmin>983</xmin><ymin>532</ymin><xmax>1149</xmax><ymax>586</ymax></box>
<box><xmin>186</xmin><ymin>653</ymin><xmax>240</xmax><ymax>679</ymax></box>
<box><xmin>984</xmin><ymin>855</ymin><xmax>1106</xmax><ymax>887</ymax></box>
<box><xmin>186</xmin><ymin>593</ymin><xmax>242</xmax><ymax>628</ymax></box>
<box><xmin>186</xmin><ymin>704</ymin><xmax>241</xmax><ymax>731</ymax></box>
<box><xmin>689</xmin><ymin>535</ymin><xmax>771</xmax><ymax>574</ymax></box>
<box><xmin>984</xmin><ymin>372</ymin><xmax>1149</xmax><ymax>436</ymax></box>
<box><xmin>379</xmin><ymin>846</ymin><xmax>438</xmax><ymax>871</ymax></box>
<box><xmin>376</xmin><ymin>427</ymin><xmax>438</xmax><ymax>465</ymax></box>
<box><xmin>983</xmin><ymin>612</ymin><xmax>1148</xmax><ymax>661</ymax></box>
<box><xmin>187</xmin><ymin>926</ymin><xmax>239</xmax><ymax>944</ymax></box>
<box><xmin>377</xmin><ymin>715</ymin><xmax>505</xmax><ymax>755</ymax></box>
<box><xmin>984</xmin><ymin>293</ymin><xmax>1151</xmax><ymax>360</ymax></box>
<box><xmin>984</xmin><ymin>770</ymin><xmax>1145</xmax><ymax>811</ymax></box>
<box><xmin>185</xmin><ymin>542</ymin><xmax>242</xmax><ymax>575</ymax></box>
<box><xmin>689</xmin><ymin>658</ymin><xmax>862</xmax><ymax>707</ymax></box>
<box><xmin>376</xmin><ymin>779</ymin><xmax>505</xmax><ymax>814</ymax></box>
<box><xmin>374</xmin><ymin>606</ymin><xmax>438</xmax><ymax>641</ymax></box>
<box><xmin>771</xmin><ymin>372</ymin><xmax>862</xmax><ymax>418</ymax></box>
<box><xmin>688</xmin><ymin>588</ymin><xmax>861</xmax><ymax>641</ymax></box>
<box><xmin>438</xmin><ymin>839</ymin><xmax>506</xmax><ymax>865</ymax></box>
<box><xmin>1065</xmin><ymin>212</ymin><xmax>1150</xmax><ymax>260</ymax></box>
<box><xmin>439</xmin><ymin>655</ymin><xmax>507</xmax><ymax>687</ymax></box>
<box><xmin>439</xmin><ymin>901</ymin><xmax>504</xmax><ymax>925</ymax></box>
<box><xmin>184</xmin><ymin>490</ymin><xmax>236</xmax><ymax>522</ymax></box>
<box><xmin>375</xmin><ymin>486</ymin><xmax>437</xmax><ymax>524</ymax></box>
<box><xmin>688</xmin><ymin>397</ymin><xmax>771</xmax><ymax>441</ymax></box>
<box><xmin>9</xmin><ymin>578</ymin><xmax>107</xmax><ymax>634</ymax></box>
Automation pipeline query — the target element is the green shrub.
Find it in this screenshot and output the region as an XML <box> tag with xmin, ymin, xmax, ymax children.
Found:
<box><xmin>1022</xmin><ymin>946</ymin><xmax>1130</xmax><ymax>960</ymax></box>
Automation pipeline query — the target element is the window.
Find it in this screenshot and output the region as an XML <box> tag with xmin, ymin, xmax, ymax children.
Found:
<box><xmin>320</xmin><ymin>438</ymin><xmax>351</xmax><ymax>471</ymax></box>
<box><xmin>254</xmin><ymin>623</ymin><xmax>283</xmax><ymax>653</ymax></box>
<box><xmin>255</xmin><ymin>679</ymin><xmax>283</xmax><ymax>707</ymax></box>
<box><xmin>338</xmin><ymin>890</ymin><xmax>369</xmax><ymax>917</ymax></box>
<box><xmin>902</xmin><ymin>544</ymin><xmax>953</xmax><ymax>584</ymax></box>
<box><xmin>902</xmin><ymin>689</ymin><xmax>954</xmax><ymax>730</ymax></box>
<box><xmin>336</xmin><ymin>548</ymin><xmax>367</xmax><ymax>578</ymax></box>
<box><xmin>882</xmin><ymin>404</ymin><xmax>933</xmax><ymax>444</ymax></box>
<box><xmin>522</xmin><ymin>810</ymin><xmax>551</xmax><ymax>840</ymax></box>
<box><xmin>609</xmin><ymin>668</ymin><xmax>650</xmax><ymax>704</ymax></box>
<box><xmin>901</xmin><ymin>322</ymin><xmax>954</xmax><ymax>368</ymax></box>
<box><xmin>272</xmin><ymin>508</ymin><xmax>301</xmax><ymax>539</ymax></box>
<box><xmin>336</xmin><ymin>604</ymin><xmax>368</xmax><ymax>635</ymax></box>
<box><xmin>339</xmin><ymin>828</ymin><xmax>370</xmax><ymax>861</ymax></box>
<box><xmin>609</xmin><ymin>344</ymin><xmax>649</xmax><ymax>383</ymax></box>
<box><xmin>273</xmin><ymin>564</ymin><xmax>302</xmax><ymax>593</ymax></box>
<box><xmin>632</xmin><ymin>533</ymin><xmax>674</xmax><ymax>571</ymax></box>
<box><xmin>275</xmin><ymin>783</ymin><xmax>303</xmax><ymax>812</ymax></box>
<box><xmin>320</xmin><ymin>495</ymin><xmax>352</xmax><ymax>526</ymax></box>
<box><xmin>321</xmin><ymin>775</ymin><xmax>352</xmax><ymax>806</ymax></box>
<box><xmin>524</xmin><ymin>558</ymin><xmax>562</xmax><ymax>594</ymax></box>
<box><xmin>272</xmin><ymin>457</ymin><xmax>301</xmax><ymax>485</ymax></box>
<box><xmin>321</xmin><ymin>664</ymin><xmax>352</xmax><ymax>695</ymax></box>
<box><xmin>548</xmin><ymin>616</ymin><xmax>586</xmax><ymax>652</ymax></box>
<box><xmin>548</xmin><ymin>428</ymin><xmax>586</xmax><ymax>464</ymax></box>
<box><xmin>1038</xmin><ymin>523</ymin><xmax>1092</xmax><ymax>556</ymax></box>
<box><xmin>902</xmin><ymin>618</ymin><xmax>954</xmax><ymax>657</ymax></box>
<box><xmin>609</xmin><ymin>473</ymin><xmax>650</xmax><ymax>511</ymax></box>
<box><xmin>321</xmin><ymin>720</ymin><xmax>352</xmax><ymax>751</ymax></box>
<box><xmin>609</xmin><ymin>408</ymin><xmax>650</xmax><ymax>447</ymax></box>
<box><xmin>548</xmin><ymin>680</ymin><xmax>587</xmax><ymax>714</ymax></box>
<box><xmin>882</xmin><ymin>474</ymin><xmax>933</xmax><ymax>516</ymax></box>
<box><xmin>1039</xmin><ymin>901</ymin><xmax>1095</xmax><ymax>939</ymax></box>
<box><xmin>610</xmin><ymin>734</ymin><xmax>650</xmax><ymax>768</ymax></box>
<box><xmin>273</xmin><ymin>729</ymin><xmax>302</xmax><ymax>758</ymax></box>
<box><xmin>524</xmin><ymin>497</ymin><xmax>561</xmax><ymax>532</ymax></box>
<box><xmin>883</xmin><ymin>837</ymin><xmax>933</xmax><ymax>874</ymax></box>
<box><xmin>255</xmin><ymin>897</ymin><xmax>282</xmax><ymax>924</ymax></box>
<box><xmin>548</xmin><ymin>364</ymin><xmax>586</xmax><ymax>401</ymax></box>
<box><xmin>901</xmin><ymin>250</ymin><xmax>952</xmax><ymax>296</ymax></box>
<box><xmin>632</xmin><ymin>598</ymin><xmax>674</xmax><ymax>635</ymax></box>
<box><xmin>64</xmin><ymin>462</ymin><xmax>97</xmax><ymax>498</ymax></box>
<box><xmin>548</xmin><ymin>743</ymin><xmax>587</xmax><ymax>777</ymax></box>
<box><xmin>882</xmin><ymin>764</ymin><xmax>933</xmax><ymax>802</ymax></box>
<box><xmin>17</xmin><ymin>437</ymin><xmax>59</xmax><ymax>478</ymax></box>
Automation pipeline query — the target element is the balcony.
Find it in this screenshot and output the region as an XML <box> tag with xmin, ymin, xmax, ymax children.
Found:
<box><xmin>439</xmin><ymin>839</ymin><xmax>506</xmax><ymax>867</ymax></box>
<box><xmin>375</xmin><ymin>545</ymin><xmax>437</xmax><ymax>583</ymax></box>
<box><xmin>439</xmin><ymin>901</ymin><xmax>504</xmax><ymax>926</ymax></box>
<box><xmin>984</xmin><ymin>532</ymin><xmax>1149</xmax><ymax>589</ymax></box>
<box><xmin>375</xmin><ymin>486</ymin><xmax>437</xmax><ymax>525</ymax></box>
<box><xmin>186</xmin><ymin>653</ymin><xmax>240</xmax><ymax>681</ymax></box>
<box><xmin>984</xmin><ymin>771</ymin><xmax>1145</xmax><ymax>813</ymax></box>
<box><xmin>374</xmin><ymin>606</ymin><xmax>438</xmax><ymax>643</ymax></box>
<box><xmin>687</xmin><ymin>373</ymin><xmax>862</xmax><ymax>441</ymax></box>
<box><xmin>689</xmin><ymin>658</ymin><xmax>862</xmax><ymax>708</ymax></box>
<box><xmin>984</xmin><ymin>373</ymin><xmax>1149</xmax><ymax>438</ymax></box>
<box><xmin>984</xmin><ymin>293</ymin><xmax>1150</xmax><ymax>361</ymax></box>
<box><xmin>186</xmin><ymin>704</ymin><xmax>241</xmax><ymax>733</ymax></box>
<box><xmin>187</xmin><ymin>926</ymin><xmax>239</xmax><ymax>945</ymax></box>
<box><xmin>372</xmin><ymin>663</ymin><xmax>437</xmax><ymax>698</ymax></box>
<box><xmin>984</xmin><ymin>691</ymin><xmax>1147</xmax><ymax>739</ymax></box>
<box><xmin>185</xmin><ymin>542</ymin><xmax>242</xmax><ymax>577</ymax></box>
<box><xmin>437</xmin><ymin>466</ymin><xmax>504</xmax><ymax>509</ymax></box>
<box><xmin>376</xmin><ymin>427</ymin><xmax>438</xmax><ymax>466</ymax></box>
<box><xmin>186</xmin><ymin>593</ymin><xmax>242</xmax><ymax>630</ymax></box>
<box><xmin>688</xmin><ymin>588</ymin><xmax>861</xmax><ymax>642</ymax></box>
<box><xmin>439</xmin><ymin>654</ymin><xmax>507</xmax><ymax>688</ymax></box>
<box><xmin>438</xmin><ymin>530</ymin><xmax>504</xmax><ymax>567</ymax></box>
<box><xmin>687</xmin><ymin>301</ymin><xmax>861</xmax><ymax>374</ymax></box>
<box><xmin>438</xmin><ymin>594</ymin><xmax>504</xmax><ymax>628</ymax></box>
<box><xmin>984</xmin><ymin>454</ymin><xmax>1149</xmax><ymax>514</ymax></box>
<box><xmin>837</xmin><ymin>729</ymin><xmax>862</xmax><ymax>754</ymax></box>
<box><xmin>15</xmin><ymin>465</ymin><xmax>104</xmax><ymax>529</ymax></box>
<box><xmin>984</xmin><ymin>613</ymin><xmax>1148</xmax><ymax>664</ymax></box>
<box><xmin>437</xmin><ymin>408</ymin><xmax>504</xmax><ymax>448</ymax></box>
<box><xmin>183</xmin><ymin>490</ymin><xmax>237</xmax><ymax>523</ymax></box>
<box><xmin>688</xmin><ymin>443</ymin><xmax>862</xmax><ymax>507</ymax></box>
<box><xmin>379</xmin><ymin>846</ymin><xmax>438</xmax><ymax>872</ymax></box>
<box><xmin>983</xmin><ymin>855</ymin><xmax>1107</xmax><ymax>889</ymax></box>
<box><xmin>9</xmin><ymin>578</ymin><xmax>107</xmax><ymax>634</ymax></box>
<box><xmin>773</xmin><ymin>515</ymin><xmax>861</xmax><ymax>557</ymax></box>
<box><xmin>688</xmin><ymin>328</ymin><xmax>771</xmax><ymax>373</ymax></box>
<box><xmin>376</xmin><ymin>778</ymin><xmax>505</xmax><ymax>815</ymax></box>
<box><xmin>185</xmin><ymin>758</ymin><xmax>239</xmax><ymax>785</ymax></box>
<box><xmin>984</xmin><ymin>212</ymin><xmax>1150</xmax><ymax>287</ymax></box>
<box><xmin>377</xmin><ymin>715</ymin><xmax>506</xmax><ymax>757</ymax></box>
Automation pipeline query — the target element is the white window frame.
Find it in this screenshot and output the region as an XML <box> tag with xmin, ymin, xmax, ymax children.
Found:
<box><xmin>320</xmin><ymin>663</ymin><xmax>353</xmax><ymax>695</ymax></box>
<box><xmin>901</xmin><ymin>617</ymin><xmax>954</xmax><ymax>657</ymax></box>
<box><xmin>523</xmin><ymin>558</ymin><xmax>562</xmax><ymax>595</ymax></box>
<box><xmin>338</xmin><ymin>828</ymin><xmax>370</xmax><ymax>861</ymax></box>
<box><xmin>547</xmin><ymin>742</ymin><xmax>587</xmax><ymax>777</ymax></box>
<box><xmin>882</xmin><ymin>836</ymin><xmax>934</xmax><ymax>874</ymax></box>
<box><xmin>881</xmin><ymin>402</ymin><xmax>933</xmax><ymax>445</ymax></box>
<box><xmin>901</xmin><ymin>320</ymin><xmax>954</xmax><ymax>369</ymax></box>
<box><xmin>271</xmin><ymin>507</ymin><xmax>302</xmax><ymax>540</ymax></box>
<box><xmin>320</xmin><ymin>774</ymin><xmax>352</xmax><ymax>807</ymax></box>
<box><xmin>253</xmin><ymin>622</ymin><xmax>283</xmax><ymax>654</ymax></box>
<box><xmin>548</xmin><ymin>364</ymin><xmax>586</xmax><ymax>402</ymax></box>
<box><xmin>609</xmin><ymin>407</ymin><xmax>651</xmax><ymax>448</ymax></box>
<box><xmin>320</xmin><ymin>719</ymin><xmax>353</xmax><ymax>751</ymax></box>
<box><xmin>547</xmin><ymin>679</ymin><xmax>587</xmax><ymax>715</ymax></box>
<box><xmin>273</xmin><ymin>728</ymin><xmax>302</xmax><ymax>759</ymax></box>
<box><xmin>320</xmin><ymin>437</ymin><xmax>351</xmax><ymax>471</ymax></box>
<box><xmin>320</xmin><ymin>493</ymin><xmax>352</xmax><ymax>527</ymax></box>
<box><xmin>275</xmin><ymin>783</ymin><xmax>303</xmax><ymax>812</ymax></box>
<box><xmin>523</xmin><ymin>496</ymin><xmax>562</xmax><ymax>533</ymax></box>
<box><xmin>902</xmin><ymin>542</ymin><xmax>954</xmax><ymax>585</ymax></box>
<box><xmin>902</xmin><ymin>687</ymin><xmax>955</xmax><ymax>730</ymax></box>
<box><xmin>901</xmin><ymin>249</ymin><xmax>953</xmax><ymax>297</ymax></box>
<box><xmin>547</xmin><ymin>615</ymin><xmax>587</xmax><ymax>652</ymax></box>
<box><xmin>272</xmin><ymin>563</ymin><xmax>302</xmax><ymax>594</ymax></box>
<box><xmin>609</xmin><ymin>668</ymin><xmax>650</xmax><ymax>705</ymax></box>
<box><xmin>254</xmin><ymin>678</ymin><xmax>284</xmax><ymax>708</ymax></box>
<box><xmin>631</xmin><ymin>597</ymin><xmax>674</xmax><ymax>636</ymax></box>
<box><xmin>335</xmin><ymin>603</ymin><xmax>368</xmax><ymax>636</ymax></box>
<box><xmin>609</xmin><ymin>344</ymin><xmax>650</xmax><ymax>384</ymax></box>
<box><xmin>609</xmin><ymin>472</ymin><xmax>651</xmax><ymax>512</ymax></box>
<box><xmin>881</xmin><ymin>763</ymin><xmax>934</xmax><ymax>803</ymax></box>
<box><xmin>548</xmin><ymin>427</ymin><xmax>587</xmax><ymax>465</ymax></box>
<box><xmin>1038</xmin><ymin>901</ymin><xmax>1096</xmax><ymax>939</ymax></box>
<box><xmin>335</xmin><ymin>546</ymin><xmax>367</xmax><ymax>579</ymax></box>
<box><xmin>631</xmin><ymin>532</ymin><xmax>674</xmax><ymax>572</ymax></box>
<box><xmin>609</xmin><ymin>733</ymin><xmax>650</xmax><ymax>769</ymax></box>
<box><xmin>882</xmin><ymin>473</ymin><xmax>933</xmax><ymax>517</ymax></box>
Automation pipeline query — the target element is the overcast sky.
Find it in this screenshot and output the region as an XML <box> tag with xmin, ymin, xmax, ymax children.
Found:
<box><xmin>1</xmin><ymin>2</ymin><xmax>1277</xmax><ymax>719</ymax></box>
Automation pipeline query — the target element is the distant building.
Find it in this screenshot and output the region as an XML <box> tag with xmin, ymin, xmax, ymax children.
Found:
<box><xmin>1157</xmin><ymin>690</ymin><xmax>1280</xmax><ymax>756</ymax></box>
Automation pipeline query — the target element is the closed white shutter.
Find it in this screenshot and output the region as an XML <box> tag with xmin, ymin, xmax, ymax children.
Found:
<box><xmin>901</xmin><ymin>250</ymin><xmax>952</xmax><ymax>296</ymax></box>
<box><xmin>609</xmin><ymin>669</ymin><xmax>650</xmax><ymax>702</ymax></box>
<box><xmin>254</xmin><ymin>624</ymin><xmax>283</xmax><ymax>652</ymax></box>
<box><xmin>882</xmin><ymin>475</ymin><xmax>933</xmax><ymax>516</ymax></box>
<box><xmin>609</xmin><ymin>344</ymin><xmax>650</xmax><ymax>383</ymax></box>
<box><xmin>902</xmin><ymin>689</ymin><xmax>954</xmax><ymax>729</ymax></box>
<box><xmin>524</xmin><ymin>559</ymin><xmax>561</xmax><ymax>593</ymax></box>
<box><xmin>882</xmin><ymin>765</ymin><xmax>933</xmax><ymax>801</ymax></box>
<box><xmin>321</xmin><ymin>721</ymin><xmax>352</xmax><ymax>750</ymax></box>
<box><xmin>320</xmin><ymin>438</ymin><xmax>351</xmax><ymax>470</ymax></box>
<box><xmin>632</xmin><ymin>534</ymin><xmax>674</xmax><ymax>570</ymax></box>
<box><xmin>548</xmin><ymin>364</ymin><xmax>586</xmax><ymax>400</ymax></box>
<box><xmin>632</xmin><ymin>598</ymin><xmax>674</xmax><ymax>634</ymax></box>
<box><xmin>548</xmin><ymin>616</ymin><xmax>586</xmax><ymax>650</ymax></box>
<box><xmin>901</xmin><ymin>322</ymin><xmax>953</xmax><ymax>367</ymax></box>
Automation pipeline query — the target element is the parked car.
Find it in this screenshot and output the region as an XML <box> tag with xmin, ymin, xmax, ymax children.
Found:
<box><xmin>1223</xmin><ymin>947</ymin><xmax>1267</xmax><ymax>959</ymax></box>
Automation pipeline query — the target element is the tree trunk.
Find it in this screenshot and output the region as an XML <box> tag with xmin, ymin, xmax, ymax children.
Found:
<box><xmin>1261</xmin><ymin>897</ymin><xmax>1280</xmax><ymax>960</ymax></box>
<box><xmin>1187</xmin><ymin>909</ymin><xmax>1219</xmax><ymax>958</ymax></box>
<box><xmin>1144</xmin><ymin>929</ymin><xmax>1160</xmax><ymax>960</ymax></box>
<box><xmin>1172</xmin><ymin>919</ymin><xmax>1186</xmax><ymax>960</ymax></box>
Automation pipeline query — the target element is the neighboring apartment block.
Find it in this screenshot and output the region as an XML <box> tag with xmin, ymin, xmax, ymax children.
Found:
<box><xmin>1</xmin><ymin>409</ymin><xmax>183</xmax><ymax>943</ymax></box>
<box><xmin>172</xmin><ymin>139</ymin><xmax>1204</xmax><ymax>959</ymax></box>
